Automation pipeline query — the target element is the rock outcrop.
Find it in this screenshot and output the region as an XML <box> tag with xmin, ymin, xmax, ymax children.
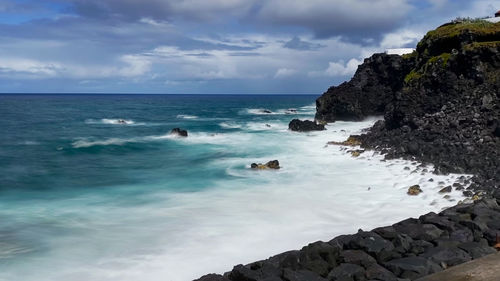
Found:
<box><xmin>251</xmin><ymin>160</ymin><xmax>280</xmax><ymax>170</ymax></box>
<box><xmin>170</xmin><ymin>128</ymin><xmax>188</xmax><ymax>137</ymax></box>
<box><xmin>316</xmin><ymin>19</ymin><xmax>500</xmax><ymax>194</ymax></box>
<box><xmin>289</xmin><ymin>119</ymin><xmax>325</xmax><ymax>132</ymax></box>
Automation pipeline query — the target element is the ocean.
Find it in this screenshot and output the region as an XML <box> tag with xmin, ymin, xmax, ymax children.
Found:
<box><xmin>0</xmin><ymin>94</ymin><xmax>468</xmax><ymax>281</ymax></box>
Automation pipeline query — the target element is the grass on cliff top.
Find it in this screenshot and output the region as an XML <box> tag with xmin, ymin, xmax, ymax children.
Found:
<box><xmin>463</xmin><ymin>41</ymin><xmax>500</xmax><ymax>51</ymax></box>
<box><xmin>425</xmin><ymin>19</ymin><xmax>500</xmax><ymax>40</ymax></box>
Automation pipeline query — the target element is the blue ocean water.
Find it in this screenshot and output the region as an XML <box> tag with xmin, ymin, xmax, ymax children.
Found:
<box><xmin>0</xmin><ymin>94</ymin><xmax>467</xmax><ymax>281</ymax></box>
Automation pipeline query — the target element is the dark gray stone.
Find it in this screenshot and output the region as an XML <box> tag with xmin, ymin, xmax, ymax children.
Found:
<box><xmin>384</xmin><ymin>257</ymin><xmax>441</xmax><ymax>279</ymax></box>
<box><xmin>282</xmin><ymin>269</ymin><xmax>326</xmax><ymax>281</ymax></box>
<box><xmin>327</xmin><ymin>263</ymin><xmax>365</xmax><ymax>281</ymax></box>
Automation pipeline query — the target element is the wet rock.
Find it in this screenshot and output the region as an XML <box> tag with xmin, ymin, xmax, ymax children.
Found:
<box><xmin>298</xmin><ymin>241</ymin><xmax>340</xmax><ymax>276</ymax></box>
<box><xmin>438</xmin><ymin>186</ymin><xmax>452</xmax><ymax>193</ymax></box>
<box><xmin>251</xmin><ymin>160</ymin><xmax>280</xmax><ymax>170</ymax></box>
<box><xmin>194</xmin><ymin>274</ymin><xmax>231</xmax><ymax>281</ymax></box>
<box><xmin>348</xmin><ymin>150</ymin><xmax>365</xmax><ymax>157</ymax></box>
<box><xmin>261</xmin><ymin>109</ymin><xmax>273</xmax><ymax>114</ymax></box>
<box><xmin>170</xmin><ymin>128</ymin><xmax>188</xmax><ymax>137</ymax></box>
<box><xmin>407</xmin><ymin>185</ymin><xmax>422</xmax><ymax>196</ymax></box>
<box><xmin>288</xmin><ymin>119</ymin><xmax>325</xmax><ymax>132</ymax></box>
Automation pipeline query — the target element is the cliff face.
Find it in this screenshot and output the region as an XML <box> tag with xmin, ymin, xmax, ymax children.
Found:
<box><xmin>315</xmin><ymin>19</ymin><xmax>500</xmax><ymax>188</ymax></box>
<box><xmin>315</xmin><ymin>53</ymin><xmax>414</xmax><ymax>121</ymax></box>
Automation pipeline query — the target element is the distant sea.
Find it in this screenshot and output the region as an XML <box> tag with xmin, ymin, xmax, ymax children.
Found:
<box><xmin>0</xmin><ymin>94</ymin><xmax>467</xmax><ymax>281</ymax></box>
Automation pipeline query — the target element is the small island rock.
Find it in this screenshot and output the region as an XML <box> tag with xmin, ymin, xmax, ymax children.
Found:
<box><xmin>251</xmin><ymin>160</ymin><xmax>280</xmax><ymax>170</ymax></box>
<box><xmin>288</xmin><ymin>119</ymin><xmax>325</xmax><ymax>132</ymax></box>
<box><xmin>170</xmin><ymin>128</ymin><xmax>188</xmax><ymax>137</ymax></box>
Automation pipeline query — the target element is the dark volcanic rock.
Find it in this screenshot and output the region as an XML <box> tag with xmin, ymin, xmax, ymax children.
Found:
<box><xmin>315</xmin><ymin>20</ymin><xmax>500</xmax><ymax>192</ymax></box>
<box><xmin>170</xmin><ymin>128</ymin><xmax>188</xmax><ymax>137</ymax></box>
<box><xmin>315</xmin><ymin>53</ymin><xmax>414</xmax><ymax>122</ymax></box>
<box><xmin>288</xmin><ymin>119</ymin><xmax>325</xmax><ymax>132</ymax></box>
<box><xmin>194</xmin><ymin>274</ymin><xmax>231</xmax><ymax>281</ymax></box>
<box><xmin>326</xmin><ymin>263</ymin><xmax>365</xmax><ymax>281</ymax></box>
<box><xmin>384</xmin><ymin>257</ymin><xmax>441</xmax><ymax>279</ymax></box>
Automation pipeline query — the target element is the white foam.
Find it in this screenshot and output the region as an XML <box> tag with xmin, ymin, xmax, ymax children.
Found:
<box><xmin>85</xmin><ymin>119</ymin><xmax>145</xmax><ymax>126</ymax></box>
<box><xmin>176</xmin><ymin>114</ymin><xmax>199</xmax><ymax>120</ymax></box>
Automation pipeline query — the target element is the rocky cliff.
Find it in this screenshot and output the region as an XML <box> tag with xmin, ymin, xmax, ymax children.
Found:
<box><xmin>316</xmin><ymin>19</ymin><xmax>500</xmax><ymax>191</ymax></box>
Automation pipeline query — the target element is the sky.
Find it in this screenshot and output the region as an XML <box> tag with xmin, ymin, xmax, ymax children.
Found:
<box><xmin>0</xmin><ymin>0</ymin><xmax>498</xmax><ymax>94</ymax></box>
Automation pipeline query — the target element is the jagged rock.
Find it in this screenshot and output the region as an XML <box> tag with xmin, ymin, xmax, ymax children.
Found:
<box><xmin>170</xmin><ymin>128</ymin><xmax>188</xmax><ymax>137</ymax></box>
<box><xmin>407</xmin><ymin>185</ymin><xmax>422</xmax><ymax>195</ymax></box>
<box><xmin>288</xmin><ymin>119</ymin><xmax>325</xmax><ymax>132</ymax></box>
<box><xmin>438</xmin><ymin>186</ymin><xmax>452</xmax><ymax>193</ymax></box>
<box><xmin>420</xmin><ymin>246</ymin><xmax>471</xmax><ymax>267</ymax></box>
<box><xmin>251</xmin><ymin>160</ymin><xmax>280</xmax><ymax>170</ymax></box>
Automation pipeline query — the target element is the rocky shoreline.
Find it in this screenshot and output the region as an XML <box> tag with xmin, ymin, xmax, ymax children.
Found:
<box><xmin>195</xmin><ymin>19</ymin><xmax>499</xmax><ymax>281</ymax></box>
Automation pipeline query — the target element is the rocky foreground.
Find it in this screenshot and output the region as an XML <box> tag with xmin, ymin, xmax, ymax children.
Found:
<box><xmin>195</xmin><ymin>19</ymin><xmax>500</xmax><ymax>281</ymax></box>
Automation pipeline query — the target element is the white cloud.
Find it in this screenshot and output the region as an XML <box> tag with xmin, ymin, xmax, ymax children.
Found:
<box><xmin>309</xmin><ymin>58</ymin><xmax>362</xmax><ymax>77</ymax></box>
<box><xmin>380</xmin><ymin>29</ymin><xmax>424</xmax><ymax>49</ymax></box>
<box><xmin>0</xmin><ymin>58</ymin><xmax>62</xmax><ymax>77</ymax></box>
<box><xmin>274</xmin><ymin>68</ymin><xmax>297</xmax><ymax>78</ymax></box>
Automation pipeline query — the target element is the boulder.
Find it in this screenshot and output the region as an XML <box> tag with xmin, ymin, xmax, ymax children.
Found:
<box><xmin>326</xmin><ymin>263</ymin><xmax>365</xmax><ymax>281</ymax></box>
<box><xmin>288</xmin><ymin>119</ymin><xmax>325</xmax><ymax>132</ymax></box>
<box><xmin>170</xmin><ymin>128</ymin><xmax>188</xmax><ymax>137</ymax></box>
<box><xmin>282</xmin><ymin>269</ymin><xmax>327</xmax><ymax>281</ymax></box>
<box><xmin>384</xmin><ymin>257</ymin><xmax>441</xmax><ymax>279</ymax></box>
<box><xmin>251</xmin><ymin>160</ymin><xmax>280</xmax><ymax>170</ymax></box>
<box><xmin>438</xmin><ymin>186</ymin><xmax>452</xmax><ymax>193</ymax></box>
<box><xmin>407</xmin><ymin>185</ymin><xmax>422</xmax><ymax>195</ymax></box>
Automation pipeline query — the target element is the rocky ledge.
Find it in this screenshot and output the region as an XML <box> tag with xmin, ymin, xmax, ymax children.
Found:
<box><xmin>196</xmin><ymin>196</ymin><xmax>500</xmax><ymax>281</ymax></box>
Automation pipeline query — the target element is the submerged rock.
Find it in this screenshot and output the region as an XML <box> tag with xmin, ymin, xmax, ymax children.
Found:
<box><xmin>288</xmin><ymin>119</ymin><xmax>325</xmax><ymax>132</ymax></box>
<box><xmin>170</xmin><ymin>128</ymin><xmax>188</xmax><ymax>137</ymax></box>
<box><xmin>407</xmin><ymin>185</ymin><xmax>423</xmax><ymax>195</ymax></box>
<box><xmin>250</xmin><ymin>160</ymin><xmax>280</xmax><ymax>170</ymax></box>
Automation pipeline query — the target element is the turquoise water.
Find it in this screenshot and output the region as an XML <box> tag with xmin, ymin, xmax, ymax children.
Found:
<box><xmin>0</xmin><ymin>94</ymin><xmax>467</xmax><ymax>281</ymax></box>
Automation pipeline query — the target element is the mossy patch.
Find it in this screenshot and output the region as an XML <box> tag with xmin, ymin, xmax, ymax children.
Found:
<box><xmin>404</xmin><ymin>70</ymin><xmax>422</xmax><ymax>84</ymax></box>
<box><xmin>463</xmin><ymin>41</ymin><xmax>500</xmax><ymax>51</ymax></box>
<box><xmin>424</xmin><ymin>19</ymin><xmax>499</xmax><ymax>41</ymax></box>
<box><xmin>427</xmin><ymin>53</ymin><xmax>451</xmax><ymax>68</ymax></box>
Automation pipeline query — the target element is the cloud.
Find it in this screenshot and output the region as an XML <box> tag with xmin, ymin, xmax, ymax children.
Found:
<box><xmin>380</xmin><ymin>29</ymin><xmax>424</xmax><ymax>49</ymax></box>
<box><xmin>309</xmin><ymin>58</ymin><xmax>362</xmax><ymax>77</ymax></box>
<box><xmin>283</xmin><ymin>36</ymin><xmax>324</xmax><ymax>50</ymax></box>
<box><xmin>256</xmin><ymin>0</ymin><xmax>412</xmax><ymax>40</ymax></box>
<box><xmin>274</xmin><ymin>68</ymin><xmax>297</xmax><ymax>78</ymax></box>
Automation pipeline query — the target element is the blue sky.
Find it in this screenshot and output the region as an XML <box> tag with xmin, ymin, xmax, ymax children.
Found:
<box><xmin>0</xmin><ymin>0</ymin><xmax>498</xmax><ymax>94</ymax></box>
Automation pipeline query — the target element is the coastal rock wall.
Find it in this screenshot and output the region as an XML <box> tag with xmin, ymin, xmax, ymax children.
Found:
<box><xmin>196</xmin><ymin>197</ymin><xmax>500</xmax><ymax>281</ymax></box>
